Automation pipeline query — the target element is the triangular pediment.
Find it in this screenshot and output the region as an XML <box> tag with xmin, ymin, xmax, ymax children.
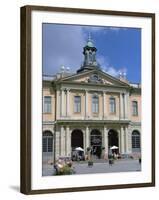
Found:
<box><xmin>58</xmin><ymin>69</ymin><xmax>129</xmax><ymax>87</ymax></box>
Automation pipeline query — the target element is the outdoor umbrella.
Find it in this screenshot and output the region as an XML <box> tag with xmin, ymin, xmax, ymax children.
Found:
<box><xmin>110</xmin><ymin>146</ymin><xmax>119</xmax><ymax>150</ymax></box>
<box><xmin>75</xmin><ymin>147</ymin><xmax>84</xmax><ymax>151</ymax></box>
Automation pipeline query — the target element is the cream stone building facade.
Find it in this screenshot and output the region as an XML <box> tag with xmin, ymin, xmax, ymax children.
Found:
<box><xmin>42</xmin><ymin>37</ymin><xmax>141</xmax><ymax>161</ymax></box>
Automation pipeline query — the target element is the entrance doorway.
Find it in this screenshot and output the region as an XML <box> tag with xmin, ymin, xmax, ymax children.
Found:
<box><xmin>71</xmin><ymin>129</ymin><xmax>83</xmax><ymax>149</ymax></box>
<box><xmin>90</xmin><ymin>129</ymin><xmax>102</xmax><ymax>159</ymax></box>
<box><xmin>108</xmin><ymin>129</ymin><xmax>119</xmax><ymax>155</ymax></box>
<box><xmin>71</xmin><ymin>129</ymin><xmax>84</xmax><ymax>161</ymax></box>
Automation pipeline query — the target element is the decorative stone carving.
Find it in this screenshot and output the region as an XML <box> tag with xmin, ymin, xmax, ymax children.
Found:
<box><xmin>88</xmin><ymin>74</ymin><xmax>103</xmax><ymax>83</ymax></box>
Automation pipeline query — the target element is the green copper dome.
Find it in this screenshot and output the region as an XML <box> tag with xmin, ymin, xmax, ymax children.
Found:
<box><xmin>86</xmin><ymin>40</ymin><xmax>94</xmax><ymax>47</ymax></box>
<box><xmin>86</xmin><ymin>33</ymin><xmax>95</xmax><ymax>48</ymax></box>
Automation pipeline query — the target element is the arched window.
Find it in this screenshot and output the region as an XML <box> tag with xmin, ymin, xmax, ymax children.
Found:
<box><xmin>109</xmin><ymin>97</ymin><xmax>116</xmax><ymax>113</ymax></box>
<box><xmin>42</xmin><ymin>131</ymin><xmax>53</xmax><ymax>152</ymax></box>
<box><xmin>92</xmin><ymin>95</ymin><xmax>99</xmax><ymax>113</ymax></box>
<box><xmin>132</xmin><ymin>131</ymin><xmax>141</xmax><ymax>152</ymax></box>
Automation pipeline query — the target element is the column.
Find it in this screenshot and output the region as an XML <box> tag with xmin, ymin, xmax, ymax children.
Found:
<box><xmin>55</xmin><ymin>129</ymin><xmax>60</xmax><ymax>159</ymax></box>
<box><xmin>56</xmin><ymin>90</ymin><xmax>60</xmax><ymax>119</ymax></box>
<box><xmin>125</xmin><ymin>92</ymin><xmax>129</xmax><ymax>119</ymax></box>
<box><xmin>66</xmin><ymin>89</ymin><xmax>70</xmax><ymax>117</ymax></box>
<box><xmin>85</xmin><ymin>126</ymin><xmax>90</xmax><ymax>148</ymax></box>
<box><xmin>85</xmin><ymin>90</ymin><xmax>88</xmax><ymax>118</ymax></box>
<box><xmin>125</xmin><ymin>126</ymin><xmax>129</xmax><ymax>153</ymax></box>
<box><xmin>66</xmin><ymin>126</ymin><xmax>71</xmax><ymax>156</ymax></box>
<box><xmin>120</xmin><ymin>126</ymin><xmax>125</xmax><ymax>154</ymax></box>
<box><xmin>103</xmin><ymin>126</ymin><xmax>108</xmax><ymax>153</ymax></box>
<box><xmin>60</xmin><ymin>89</ymin><xmax>65</xmax><ymax>117</ymax></box>
<box><xmin>124</xmin><ymin>93</ymin><xmax>128</xmax><ymax>119</ymax></box>
<box><xmin>120</xmin><ymin>93</ymin><xmax>124</xmax><ymax>119</ymax></box>
<box><xmin>103</xmin><ymin>91</ymin><xmax>107</xmax><ymax>119</ymax></box>
<box><xmin>60</xmin><ymin>126</ymin><xmax>65</xmax><ymax>156</ymax></box>
<box><xmin>118</xmin><ymin>129</ymin><xmax>121</xmax><ymax>153</ymax></box>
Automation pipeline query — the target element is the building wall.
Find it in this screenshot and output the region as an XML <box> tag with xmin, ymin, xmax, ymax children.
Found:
<box><xmin>42</xmin><ymin>80</ymin><xmax>141</xmax><ymax>160</ymax></box>
<box><xmin>43</xmin><ymin>87</ymin><xmax>141</xmax><ymax>121</ymax></box>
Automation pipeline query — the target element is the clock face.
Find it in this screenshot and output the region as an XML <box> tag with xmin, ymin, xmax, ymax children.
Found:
<box><xmin>93</xmin><ymin>74</ymin><xmax>98</xmax><ymax>80</ymax></box>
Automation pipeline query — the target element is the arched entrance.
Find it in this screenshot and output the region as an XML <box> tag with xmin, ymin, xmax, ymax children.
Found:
<box><xmin>132</xmin><ymin>130</ymin><xmax>141</xmax><ymax>152</ymax></box>
<box><xmin>71</xmin><ymin>129</ymin><xmax>84</xmax><ymax>161</ymax></box>
<box><xmin>108</xmin><ymin>129</ymin><xmax>119</xmax><ymax>154</ymax></box>
<box><xmin>71</xmin><ymin>129</ymin><xmax>83</xmax><ymax>149</ymax></box>
<box><xmin>90</xmin><ymin>129</ymin><xmax>102</xmax><ymax>159</ymax></box>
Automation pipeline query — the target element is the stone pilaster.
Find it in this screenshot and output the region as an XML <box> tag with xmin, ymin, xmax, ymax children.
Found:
<box><xmin>85</xmin><ymin>126</ymin><xmax>90</xmax><ymax>148</ymax></box>
<box><xmin>60</xmin><ymin>89</ymin><xmax>65</xmax><ymax>117</ymax></box>
<box><xmin>103</xmin><ymin>91</ymin><xmax>107</xmax><ymax>119</ymax></box>
<box><xmin>85</xmin><ymin>90</ymin><xmax>88</xmax><ymax>118</ymax></box>
<box><xmin>120</xmin><ymin>93</ymin><xmax>124</xmax><ymax>119</ymax></box>
<box><xmin>125</xmin><ymin>126</ymin><xmax>129</xmax><ymax>153</ymax></box>
<box><xmin>66</xmin><ymin>126</ymin><xmax>71</xmax><ymax>156</ymax></box>
<box><xmin>66</xmin><ymin>89</ymin><xmax>70</xmax><ymax>117</ymax></box>
<box><xmin>103</xmin><ymin>126</ymin><xmax>108</xmax><ymax>152</ymax></box>
<box><xmin>120</xmin><ymin>126</ymin><xmax>125</xmax><ymax>154</ymax></box>
<box><xmin>60</xmin><ymin>126</ymin><xmax>65</xmax><ymax>156</ymax></box>
<box><xmin>56</xmin><ymin>90</ymin><xmax>60</xmax><ymax>119</ymax></box>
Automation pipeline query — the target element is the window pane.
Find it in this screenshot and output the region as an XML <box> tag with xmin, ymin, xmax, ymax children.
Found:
<box><xmin>42</xmin><ymin>138</ymin><xmax>47</xmax><ymax>152</ymax></box>
<box><xmin>132</xmin><ymin>101</ymin><xmax>138</xmax><ymax>116</ymax></box>
<box><xmin>74</xmin><ymin>96</ymin><xmax>81</xmax><ymax>112</ymax></box>
<box><xmin>48</xmin><ymin>138</ymin><xmax>53</xmax><ymax>152</ymax></box>
<box><xmin>44</xmin><ymin>96</ymin><xmax>52</xmax><ymax>113</ymax></box>
<box><xmin>110</xmin><ymin>97</ymin><xmax>115</xmax><ymax>113</ymax></box>
<box><xmin>92</xmin><ymin>96</ymin><xmax>99</xmax><ymax>113</ymax></box>
<box><xmin>132</xmin><ymin>131</ymin><xmax>140</xmax><ymax>151</ymax></box>
<box><xmin>43</xmin><ymin>136</ymin><xmax>53</xmax><ymax>153</ymax></box>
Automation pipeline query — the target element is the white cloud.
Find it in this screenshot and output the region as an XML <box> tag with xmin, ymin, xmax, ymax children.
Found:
<box><xmin>97</xmin><ymin>54</ymin><xmax>128</xmax><ymax>78</ymax></box>
<box><xmin>43</xmin><ymin>24</ymin><xmax>85</xmax><ymax>75</ymax></box>
<box><xmin>106</xmin><ymin>66</ymin><xmax>120</xmax><ymax>77</ymax></box>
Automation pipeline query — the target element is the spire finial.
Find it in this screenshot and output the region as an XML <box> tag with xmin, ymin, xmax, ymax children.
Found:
<box><xmin>88</xmin><ymin>32</ymin><xmax>91</xmax><ymax>41</ymax></box>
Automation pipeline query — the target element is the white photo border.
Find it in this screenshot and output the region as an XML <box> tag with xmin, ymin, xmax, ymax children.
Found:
<box><xmin>29</xmin><ymin>8</ymin><xmax>154</xmax><ymax>191</ymax></box>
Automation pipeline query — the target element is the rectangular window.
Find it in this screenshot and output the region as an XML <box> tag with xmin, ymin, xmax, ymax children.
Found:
<box><xmin>110</xmin><ymin>97</ymin><xmax>116</xmax><ymax>113</ymax></box>
<box><xmin>92</xmin><ymin>96</ymin><xmax>99</xmax><ymax>113</ymax></box>
<box><xmin>43</xmin><ymin>96</ymin><xmax>52</xmax><ymax>113</ymax></box>
<box><xmin>132</xmin><ymin>101</ymin><xmax>138</xmax><ymax>116</ymax></box>
<box><xmin>74</xmin><ymin>96</ymin><xmax>81</xmax><ymax>113</ymax></box>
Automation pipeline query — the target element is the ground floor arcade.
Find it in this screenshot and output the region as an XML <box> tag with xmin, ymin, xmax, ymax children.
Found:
<box><xmin>42</xmin><ymin>121</ymin><xmax>141</xmax><ymax>162</ymax></box>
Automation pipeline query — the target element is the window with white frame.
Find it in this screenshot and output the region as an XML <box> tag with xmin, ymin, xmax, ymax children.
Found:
<box><xmin>92</xmin><ymin>95</ymin><xmax>99</xmax><ymax>113</ymax></box>
<box><xmin>43</xmin><ymin>96</ymin><xmax>52</xmax><ymax>113</ymax></box>
<box><xmin>74</xmin><ymin>96</ymin><xmax>81</xmax><ymax>113</ymax></box>
<box><xmin>110</xmin><ymin>97</ymin><xmax>116</xmax><ymax>113</ymax></box>
<box><xmin>132</xmin><ymin>101</ymin><xmax>138</xmax><ymax>116</ymax></box>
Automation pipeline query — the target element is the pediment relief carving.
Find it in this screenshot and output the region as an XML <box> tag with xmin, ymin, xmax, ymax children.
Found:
<box><xmin>82</xmin><ymin>74</ymin><xmax>113</xmax><ymax>85</ymax></box>
<box><xmin>60</xmin><ymin>70</ymin><xmax>129</xmax><ymax>87</ymax></box>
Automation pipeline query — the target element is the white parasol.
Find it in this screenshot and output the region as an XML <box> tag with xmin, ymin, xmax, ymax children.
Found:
<box><xmin>75</xmin><ymin>147</ymin><xmax>84</xmax><ymax>151</ymax></box>
<box><xmin>110</xmin><ymin>146</ymin><xmax>119</xmax><ymax>150</ymax></box>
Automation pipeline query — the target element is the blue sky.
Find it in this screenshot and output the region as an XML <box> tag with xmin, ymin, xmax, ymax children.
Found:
<box><xmin>43</xmin><ymin>23</ymin><xmax>141</xmax><ymax>83</ymax></box>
